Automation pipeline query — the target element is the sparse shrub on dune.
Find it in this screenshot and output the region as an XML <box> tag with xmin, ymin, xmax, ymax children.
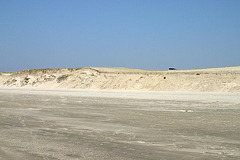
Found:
<box><xmin>57</xmin><ymin>75</ymin><xmax>68</xmax><ymax>83</ymax></box>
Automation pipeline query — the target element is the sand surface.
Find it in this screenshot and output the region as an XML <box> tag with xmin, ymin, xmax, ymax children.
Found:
<box><xmin>0</xmin><ymin>67</ymin><xmax>240</xmax><ymax>159</ymax></box>
<box><xmin>0</xmin><ymin>66</ymin><xmax>240</xmax><ymax>92</ymax></box>
<box><xmin>0</xmin><ymin>88</ymin><xmax>240</xmax><ymax>160</ymax></box>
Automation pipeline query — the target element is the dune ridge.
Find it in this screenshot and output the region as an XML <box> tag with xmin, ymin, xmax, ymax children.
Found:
<box><xmin>0</xmin><ymin>66</ymin><xmax>240</xmax><ymax>92</ymax></box>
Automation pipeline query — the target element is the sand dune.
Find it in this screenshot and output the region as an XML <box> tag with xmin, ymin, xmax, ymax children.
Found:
<box><xmin>0</xmin><ymin>66</ymin><xmax>240</xmax><ymax>92</ymax></box>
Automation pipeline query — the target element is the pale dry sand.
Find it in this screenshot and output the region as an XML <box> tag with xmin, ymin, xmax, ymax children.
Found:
<box><xmin>0</xmin><ymin>66</ymin><xmax>240</xmax><ymax>92</ymax></box>
<box><xmin>1</xmin><ymin>67</ymin><xmax>239</xmax><ymax>160</ymax></box>
<box><xmin>0</xmin><ymin>88</ymin><xmax>239</xmax><ymax>160</ymax></box>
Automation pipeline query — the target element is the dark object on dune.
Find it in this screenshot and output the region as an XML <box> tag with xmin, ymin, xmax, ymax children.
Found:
<box><xmin>169</xmin><ymin>68</ymin><xmax>176</xmax><ymax>70</ymax></box>
<box><xmin>57</xmin><ymin>75</ymin><xmax>68</xmax><ymax>83</ymax></box>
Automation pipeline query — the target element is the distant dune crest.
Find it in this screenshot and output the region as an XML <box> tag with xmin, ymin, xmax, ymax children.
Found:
<box><xmin>0</xmin><ymin>67</ymin><xmax>240</xmax><ymax>92</ymax></box>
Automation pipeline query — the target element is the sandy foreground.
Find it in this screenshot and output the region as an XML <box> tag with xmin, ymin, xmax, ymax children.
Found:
<box><xmin>0</xmin><ymin>88</ymin><xmax>240</xmax><ymax>160</ymax></box>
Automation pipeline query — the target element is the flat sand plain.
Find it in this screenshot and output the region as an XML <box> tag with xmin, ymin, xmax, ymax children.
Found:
<box><xmin>0</xmin><ymin>88</ymin><xmax>239</xmax><ymax>160</ymax></box>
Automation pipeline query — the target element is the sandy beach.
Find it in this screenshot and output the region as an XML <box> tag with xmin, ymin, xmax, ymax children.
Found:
<box><xmin>0</xmin><ymin>88</ymin><xmax>239</xmax><ymax>160</ymax></box>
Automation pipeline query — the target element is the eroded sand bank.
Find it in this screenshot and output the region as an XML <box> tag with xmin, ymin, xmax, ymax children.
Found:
<box><xmin>0</xmin><ymin>66</ymin><xmax>240</xmax><ymax>92</ymax></box>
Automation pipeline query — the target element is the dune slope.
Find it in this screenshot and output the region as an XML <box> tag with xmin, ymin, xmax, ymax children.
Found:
<box><xmin>0</xmin><ymin>67</ymin><xmax>240</xmax><ymax>92</ymax></box>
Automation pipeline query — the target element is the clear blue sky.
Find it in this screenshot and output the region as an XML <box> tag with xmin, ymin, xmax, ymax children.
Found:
<box><xmin>1</xmin><ymin>0</ymin><xmax>239</xmax><ymax>72</ymax></box>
